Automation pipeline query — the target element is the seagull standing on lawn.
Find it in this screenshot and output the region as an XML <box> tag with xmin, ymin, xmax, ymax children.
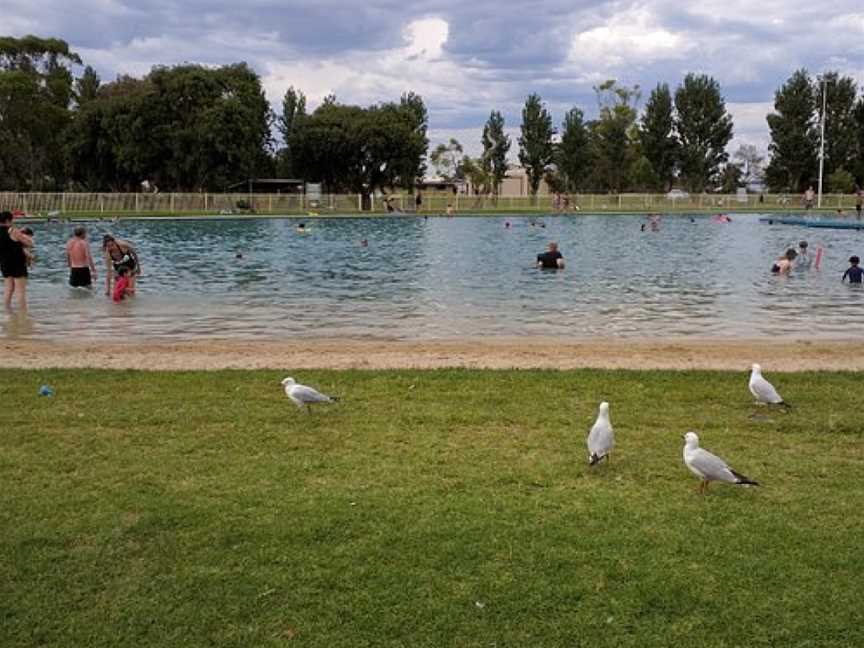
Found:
<box><xmin>281</xmin><ymin>377</ymin><xmax>338</xmax><ymax>413</ymax></box>
<box><xmin>587</xmin><ymin>401</ymin><xmax>614</xmax><ymax>466</ymax></box>
<box><xmin>682</xmin><ymin>432</ymin><xmax>759</xmax><ymax>494</ymax></box>
<box><xmin>749</xmin><ymin>363</ymin><xmax>790</xmax><ymax>407</ymax></box>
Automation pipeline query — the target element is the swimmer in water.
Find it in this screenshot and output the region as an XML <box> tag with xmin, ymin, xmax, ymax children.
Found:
<box><xmin>505</xmin><ymin>220</ymin><xmax>511</xmax><ymax>229</ymax></box>
<box><xmin>360</xmin><ymin>239</ymin><xmax>368</xmax><ymax>247</ymax></box>
<box><xmin>296</xmin><ymin>223</ymin><xmax>307</xmax><ymax>233</ymax></box>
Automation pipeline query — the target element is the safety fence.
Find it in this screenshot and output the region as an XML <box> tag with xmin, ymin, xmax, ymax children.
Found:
<box><xmin>0</xmin><ymin>191</ymin><xmax>859</xmax><ymax>215</ymax></box>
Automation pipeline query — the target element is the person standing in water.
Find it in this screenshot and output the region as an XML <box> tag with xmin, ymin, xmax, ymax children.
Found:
<box><xmin>537</xmin><ymin>241</ymin><xmax>565</xmax><ymax>269</ymax></box>
<box><xmin>66</xmin><ymin>226</ymin><xmax>98</xmax><ymax>288</ymax></box>
<box><xmin>102</xmin><ymin>234</ymin><xmax>141</xmax><ymax>297</ymax></box>
<box><xmin>0</xmin><ymin>210</ymin><xmax>33</xmax><ymax>311</ymax></box>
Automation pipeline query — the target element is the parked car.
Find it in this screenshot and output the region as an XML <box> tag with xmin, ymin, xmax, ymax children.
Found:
<box><xmin>666</xmin><ymin>189</ymin><xmax>690</xmax><ymax>200</ymax></box>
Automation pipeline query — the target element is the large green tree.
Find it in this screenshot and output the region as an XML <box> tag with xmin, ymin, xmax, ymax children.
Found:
<box><xmin>291</xmin><ymin>98</ymin><xmax>429</xmax><ymax>205</ymax></box>
<box><xmin>394</xmin><ymin>91</ymin><xmax>429</xmax><ymax>189</ymax></box>
<box><xmin>674</xmin><ymin>73</ymin><xmax>733</xmax><ymax>192</ymax></box>
<box><xmin>481</xmin><ymin>110</ymin><xmax>510</xmax><ymax>195</ymax></box>
<box><xmin>814</xmin><ymin>72</ymin><xmax>858</xmax><ymax>183</ymax></box>
<box><xmin>639</xmin><ymin>83</ymin><xmax>678</xmax><ymax>190</ymax></box>
<box><xmin>0</xmin><ymin>35</ymin><xmax>81</xmax><ymax>190</ymax></box>
<box><xmin>765</xmin><ymin>69</ymin><xmax>818</xmax><ymax>192</ymax></box>
<box><xmin>556</xmin><ymin>107</ymin><xmax>590</xmax><ymax>191</ymax></box>
<box><xmin>276</xmin><ymin>86</ymin><xmax>306</xmax><ymax>178</ymax></box>
<box><xmin>588</xmin><ymin>80</ymin><xmax>640</xmax><ymax>192</ymax></box>
<box><xmin>75</xmin><ymin>65</ymin><xmax>100</xmax><ymax>105</ymax></box>
<box><xmin>854</xmin><ymin>98</ymin><xmax>864</xmax><ymax>186</ymax></box>
<box><xmin>518</xmin><ymin>93</ymin><xmax>555</xmax><ymax>195</ymax></box>
<box><xmin>67</xmin><ymin>63</ymin><xmax>272</xmax><ymax>191</ymax></box>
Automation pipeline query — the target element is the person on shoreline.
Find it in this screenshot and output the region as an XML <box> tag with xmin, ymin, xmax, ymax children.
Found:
<box><xmin>415</xmin><ymin>191</ymin><xmax>422</xmax><ymax>213</ymax></box>
<box><xmin>842</xmin><ymin>256</ymin><xmax>862</xmax><ymax>284</ymax></box>
<box><xmin>537</xmin><ymin>241</ymin><xmax>565</xmax><ymax>269</ymax></box>
<box><xmin>66</xmin><ymin>226</ymin><xmax>98</xmax><ymax>288</ymax></box>
<box><xmin>0</xmin><ymin>210</ymin><xmax>33</xmax><ymax>311</ymax></box>
<box><xmin>102</xmin><ymin>234</ymin><xmax>140</xmax><ymax>297</ymax></box>
<box><xmin>771</xmin><ymin>248</ymin><xmax>797</xmax><ymax>275</ymax></box>
<box><xmin>803</xmin><ymin>186</ymin><xmax>815</xmax><ymax>210</ymax></box>
<box><xmin>855</xmin><ymin>188</ymin><xmax>863</xmax><ymax>219</ymax></box>
<box><xmin>112</xmin><ymin>266</ymin><xmax>135</xmax><ymax>302</ymax></box>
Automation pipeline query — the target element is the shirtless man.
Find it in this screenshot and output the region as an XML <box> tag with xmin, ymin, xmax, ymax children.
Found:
<box><xmin>65</xmin><ymin>226</ymin><xmax>98</xmax><ymax>288</ymax></box>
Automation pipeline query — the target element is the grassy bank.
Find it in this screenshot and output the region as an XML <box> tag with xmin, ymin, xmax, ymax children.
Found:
<box><xmin>2</xmin><ymin>368</ymin><xmax>862</xmax><ymax>647</ymax></box>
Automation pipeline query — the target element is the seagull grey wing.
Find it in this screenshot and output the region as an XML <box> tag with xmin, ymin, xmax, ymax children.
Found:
<box><xmin>587</xmin><ymin>422</ymin><xmax>613</xmax><ymax>461</ymax></box>
<box><xmin>690</xmin><ymin>448</ymin><xmax>737</xmax><ymax>483</ymax></box>
<box><xmin>291</xmin><ymin>385</ymin><xmax>332</xmax><ymax>403</ymax></box>
<box><xmin>752</xmin><ymin>376</ymin><xmax>782</xmax><ymax>403</ymax></box>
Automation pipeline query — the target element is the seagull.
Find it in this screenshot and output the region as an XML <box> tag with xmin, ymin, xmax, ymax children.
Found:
<box><xmin>281</xmin><ymin>377</ymin><xmax>338</xmax><ymax>413</ymax></box>
<box><xmin>682</xmin><ymin>432</ymin><xmax>759</xmax><ymax>494</ymax></box>
<box><xmin>749</xmin><ymin>363</ymin><xmax>790</xmax><ymax>407</ymax></box>
<box><xmin>587</xmin><ymin>401</ymin><xmax>614</xmax><ymax>466</ymax></box>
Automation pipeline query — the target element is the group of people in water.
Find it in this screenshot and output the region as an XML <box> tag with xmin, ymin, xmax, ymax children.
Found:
<box><xmin>770</xmin><ymin>240</ymin><xmax>862</xmax><ymax>283</ymax></box>
<box><xmin>4</xmin><ymin>208</ymin><xmax>864</xmax><ymax>312</ymax></box>
<box><xmin>0</xmin><ymin>210</ymin><xmax>140</xmax><ymax>311</ymax></box>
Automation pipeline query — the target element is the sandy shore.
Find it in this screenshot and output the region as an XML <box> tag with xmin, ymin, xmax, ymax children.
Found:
<box><xmin>2</xmin><ymin>338</ymin><xmax>863</xmax><ymax>371</ymax></box>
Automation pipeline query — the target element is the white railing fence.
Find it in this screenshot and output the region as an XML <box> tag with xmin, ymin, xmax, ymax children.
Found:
<box><xmin>0</xmin><ymin>192</ymin><xmax>858</xmax><ymax>215</ymax></box>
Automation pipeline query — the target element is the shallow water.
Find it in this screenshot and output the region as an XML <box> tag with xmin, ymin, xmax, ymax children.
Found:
<box><xmin>4</xmin><ymin>214</ymin><xmax>864</xmax><ymax>341</ymax></box>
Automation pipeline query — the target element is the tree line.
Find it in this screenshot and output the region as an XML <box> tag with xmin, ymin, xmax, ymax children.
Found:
<box><xmin>2</xmin><ymin>35</ymin><xmax>863</xmax><ymax>196</ymax></box>
<box><xmin>765</xmin><ymin>69</ymin><xmax>864</xmax><ymax>193</ymax></box>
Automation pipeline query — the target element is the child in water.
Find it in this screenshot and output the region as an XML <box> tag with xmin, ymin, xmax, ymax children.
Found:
<box><xmin>20</xmin><ymin>227</ymin><xmax>35</xmax><ymax>267</ymax></box>
<box><xmin>842</xmin><ymin>256</ymin><xmax>863</xmax><ymax>283</ymax></box>
<box><xmin>771</xmin><ymin>249</ymin><xmax>797</xmax><ymax>275</ymax></box>
<box><xmin>112</xmin><ymin>266</ymin><xmax>135</xmax><ymax>302</ymax></box>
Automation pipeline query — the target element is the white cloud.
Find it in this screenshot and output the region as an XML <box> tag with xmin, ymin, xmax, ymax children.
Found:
<box><xmin>263</xmin><ymin>17</ymin><xmax>508</xmax><ymax>117</ymax></box>
<box><xmin>726</xmin><ymin>102</ymin><xmax>773</xmax><ymax>154</ymax></box>
<box><xmin>568</xmin><ymin>8</ymin><xmax>691</xmax><ymax>71</ymax></box>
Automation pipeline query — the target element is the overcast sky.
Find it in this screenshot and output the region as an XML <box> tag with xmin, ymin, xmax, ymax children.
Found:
<box><xmin>3</xmin><ymin>0</ymin><xmax>863</xmax><ymax>158</ymax></box>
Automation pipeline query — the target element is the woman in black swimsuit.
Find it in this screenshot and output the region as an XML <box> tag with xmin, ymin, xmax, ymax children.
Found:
<box><xmin>102</xmin><ymin>234</ymin><xmax>141</xmax><ymax>297</ymax></box>
<box><xmin>0</xmin><ymin>211</ymin><xmax>33</xmax><ymax>311</ymax></box>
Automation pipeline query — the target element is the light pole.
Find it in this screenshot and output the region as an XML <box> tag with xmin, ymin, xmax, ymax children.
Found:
<box><xmin>817</xmin><ymin>75</ymin><xmax>829</xmax><ymax>209</ymax></box>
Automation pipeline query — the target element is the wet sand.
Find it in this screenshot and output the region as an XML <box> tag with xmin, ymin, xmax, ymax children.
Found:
<box><xmin>2</xmin><ymin>338</ymin><xmax>863</xmax><ymax>371</ymax></box>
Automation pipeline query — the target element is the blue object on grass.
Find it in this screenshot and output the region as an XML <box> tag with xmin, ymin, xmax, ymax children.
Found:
<box><xmin>38</xmin><ymin>385</ymin><xmax>55</xmax><ymax>397</ymax></box>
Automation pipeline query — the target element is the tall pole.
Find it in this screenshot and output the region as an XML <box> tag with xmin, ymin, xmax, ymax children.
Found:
<box><xmin>817</xmin><ymin>77</ymin><xmax>827</xmax><ymax>208</ymax></box>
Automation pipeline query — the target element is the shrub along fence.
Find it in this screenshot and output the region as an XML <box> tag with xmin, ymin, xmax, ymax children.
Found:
<box><xmin>0</xmin><ymin>192</ymin><xmax>859</xmax><ymax>215</ymax></box>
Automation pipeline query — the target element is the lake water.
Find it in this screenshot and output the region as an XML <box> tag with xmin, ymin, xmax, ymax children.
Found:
<box><xmin>4</xmin><ymin>214</ymin><xmax>864</xmax><ymax>341</ymax></box>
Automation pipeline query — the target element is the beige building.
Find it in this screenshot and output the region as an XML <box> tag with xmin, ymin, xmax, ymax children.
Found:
<box><xmin>498</xmin><ymin>166</ymin><xmax>551</xmax><ymax>196</ymax></box>
<box><xmin>462</xmin><ymin>165</ymin><xmax>551</xmax><ymax>197</ymax></box>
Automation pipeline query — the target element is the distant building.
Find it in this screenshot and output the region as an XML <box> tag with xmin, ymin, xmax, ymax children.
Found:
<box><xmin>462</xmin><ymin>166</ymin><xmax>551</xmax><ymax>197</ymax></box>
<box><xmin>416</xmin><ymin>177</ymin><xmax>463</xmax><ymax>194</ymax></box>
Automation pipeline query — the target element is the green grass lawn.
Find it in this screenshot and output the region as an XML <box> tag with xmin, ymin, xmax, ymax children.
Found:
<box><xmin>2</xmin><ymin>368</ymin><xmax>862</xmax><ymax>647</ymax></box>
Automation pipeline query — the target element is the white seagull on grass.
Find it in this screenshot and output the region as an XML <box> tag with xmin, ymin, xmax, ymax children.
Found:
<box><xmin>587</xmin><ymin>401</ymin><xmax>614</xmax><ymax>466</ymax></box>
<box><xmin>749</xmin><ymin>364</ymin><xmax>790</xmax><ymax>407</ymax></box>
<box><xmin>682</xmin><ymin>432</ymin><xmax>759</xmax><ymax>495</ymax></box>
<box><xmin>281</xmin><ymin>377</ymin><xmax>338</xmax><ymax>413</ymax></box>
